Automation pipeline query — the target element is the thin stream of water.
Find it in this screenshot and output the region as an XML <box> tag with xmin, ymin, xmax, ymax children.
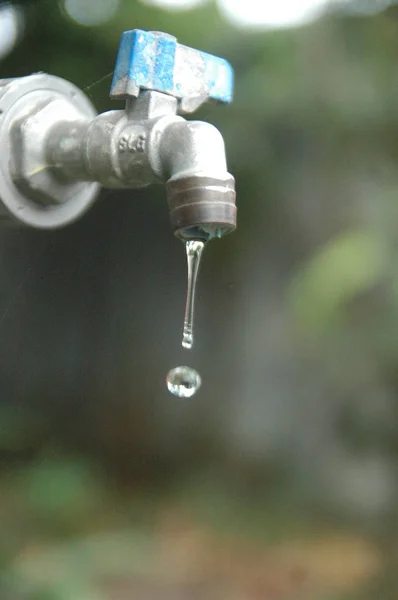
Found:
<box><xmin>182</xmin><ymin>240</ymin><xmax>206</xmax><ymax>350</ymax></box>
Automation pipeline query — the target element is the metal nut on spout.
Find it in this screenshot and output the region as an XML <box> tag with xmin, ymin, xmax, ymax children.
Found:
<box><xmin>166</xmin><ymin>174</ymin><xmax>236</xmax><ymax>240</ymax></box>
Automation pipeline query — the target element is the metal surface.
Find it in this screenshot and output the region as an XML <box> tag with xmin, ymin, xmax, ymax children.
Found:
<box><xmin>159</xmin><ymin>119</ymin><xmax>236</xmax><ymax>239</ymax></box>
<box><xmin>0</xmin><ymin>28</ymin><xmax>236</xmax><ymax>236</ymax></box>
<box><xmin>48</xmin><ymin>92</ymin><xmax>180</xmax><ymax>188</ymax></box>
<box><xmin>166</xmin><ymin>175</ymin><xmax>236</xmax><ymax>240</ymax></box>
<box><xmin>48</xmin><ymin>92</ymin><xmax>236</xmax><ymax>238</ymax></box>
<box><xmin>110</xmin><ymin>29</ymin><xmax>234</xmax><ymax>114</ymax></box>
<box><xmin>0</xmin><ymin>74</ymin><xmax>99</xmax><ymax>228</ymax></box>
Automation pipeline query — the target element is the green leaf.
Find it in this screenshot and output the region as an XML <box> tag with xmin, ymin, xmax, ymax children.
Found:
<box><xmin>290</xmin><ymin>230</ymin><xmax>385</xmax><ymax>333</ymax></box>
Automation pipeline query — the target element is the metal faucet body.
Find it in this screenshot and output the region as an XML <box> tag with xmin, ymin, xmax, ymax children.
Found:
<box><xmin>0</xmin><ymin>30</ymin><xmax>236</xmax><ymax>239</ymax></box>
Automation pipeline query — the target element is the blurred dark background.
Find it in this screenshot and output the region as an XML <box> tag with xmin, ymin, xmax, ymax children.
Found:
<box><xmin>1</xmin><ymin>0</ymin><xmax>398</xmax><ymax>598</ymax></box>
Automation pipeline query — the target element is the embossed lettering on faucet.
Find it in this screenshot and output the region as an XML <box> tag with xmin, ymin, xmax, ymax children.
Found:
<box><xmin>118</xmin><ymin>132</ymin><xmax>147</xmax><ymax>153</ymax></box>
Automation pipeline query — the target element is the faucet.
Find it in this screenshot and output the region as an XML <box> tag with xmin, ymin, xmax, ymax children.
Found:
<box><xmin>0</xmin><ymin>29</ymin><xmax>236</xmax><ymax>241</ymax></box>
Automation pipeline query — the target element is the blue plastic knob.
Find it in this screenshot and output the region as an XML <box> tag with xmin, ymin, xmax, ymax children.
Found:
<box><xmin>110</xmin><ymin>29</ymin><xmax>234</xmax><ymax>112</ymax></box>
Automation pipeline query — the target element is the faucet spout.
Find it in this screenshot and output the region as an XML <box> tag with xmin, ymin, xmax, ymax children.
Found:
<box><xmin>159</xmin><ymin>120</ymin><xmax>237</xmax><ymax>240</ymax></box>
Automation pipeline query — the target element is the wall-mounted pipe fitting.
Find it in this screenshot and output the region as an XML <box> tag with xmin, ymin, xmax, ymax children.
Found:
<box><xmin>0</xmin><ymin>73</ymin><xmax>99</xmax><ymax>228</ymax></box>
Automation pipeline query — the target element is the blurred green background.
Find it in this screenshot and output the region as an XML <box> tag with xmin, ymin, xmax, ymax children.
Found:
<box><xmin>1</xmin><ymin>0</ymin><xmax>398</xmax><ymax>598</ymax></box>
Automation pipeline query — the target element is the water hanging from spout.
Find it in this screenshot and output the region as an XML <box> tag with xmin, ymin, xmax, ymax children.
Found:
<box><xmin>182</xmin><ymin>239</ymin><xmax>205</xmax><ymax>349</ymax></box>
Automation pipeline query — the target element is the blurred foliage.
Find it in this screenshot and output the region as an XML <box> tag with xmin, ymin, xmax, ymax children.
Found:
<box><xmin>290</xmin><ymin>229</ymin><xmax>386</xmax><ymax>334</ymax></box>
<box><xmin>0</xmin><ymin>460</ymin><xmax>385</xmax><ymax>599</ymax></box>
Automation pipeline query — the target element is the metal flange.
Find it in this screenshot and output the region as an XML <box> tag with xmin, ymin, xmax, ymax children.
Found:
<box><xmin>0</xmin><ymin>73</ymin><xmax>100</xmax><ymax>228</ymax></box>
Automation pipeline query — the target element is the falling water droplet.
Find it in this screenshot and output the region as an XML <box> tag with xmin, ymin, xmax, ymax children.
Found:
<box><xmin>166</xmin><ymin>366</ymin><xmax>202</xmax><ymax>398</ymax></box>
<box><xmin>182</xmin><ymin>240</ymin><xmax>206</xmax><ymax>349</ymax></box>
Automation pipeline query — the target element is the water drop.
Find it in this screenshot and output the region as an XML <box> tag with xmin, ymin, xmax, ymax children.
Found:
<box><xmin>166</xmin><ymin>366</ymin><xmax>202</xmax><ymax>398</ymax></box>
<box><xmin>182</xmin><ymin>240</ymin><xmax>205</xmax><ymax>349</ymax></box>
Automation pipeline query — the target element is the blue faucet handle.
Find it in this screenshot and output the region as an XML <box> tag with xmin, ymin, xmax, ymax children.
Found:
<box><xmin>110</xmin><ymin>29</ymin><xmax>234</xmax><ymax>113</ymax></box>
